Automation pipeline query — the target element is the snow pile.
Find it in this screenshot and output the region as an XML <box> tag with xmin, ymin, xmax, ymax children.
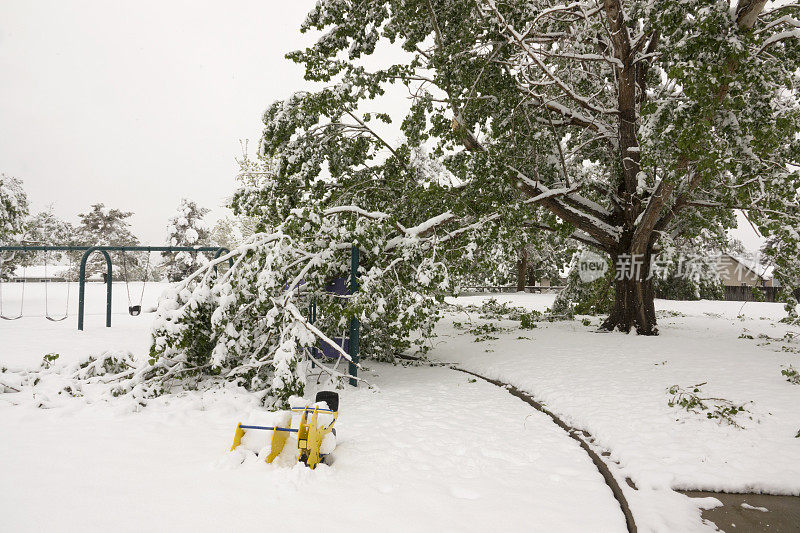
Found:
<box><xmin>236</xmin><ymin>410</ymin><xmax>292</xmax><ymax>454</ymax></box>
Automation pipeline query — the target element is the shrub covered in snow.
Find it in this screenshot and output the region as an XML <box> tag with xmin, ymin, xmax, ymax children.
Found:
<box><xmin>667</xmin><ymin>382</ymin><xmax>753</xmax><ymax>429</ymax></box>
<box><xmin>781</xmin><ymin>365</ymin><xmax>800</xmax><ymax>385</ymax></box>
<box><xmin>552</xmin><ymin>255</ymin><xmax>615</xmax><ymax>318</ymax></box>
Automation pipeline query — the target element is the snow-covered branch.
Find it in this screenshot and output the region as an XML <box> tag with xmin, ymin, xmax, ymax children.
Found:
<box><xmin>757</xmin><ymin>28</ymin><xmax>800</xmax><ymax>53</ymax></box>
<box><xmin>480</xmin><ymin>0</ymin><xmax>620</xmax><ymax>117</ymax></box>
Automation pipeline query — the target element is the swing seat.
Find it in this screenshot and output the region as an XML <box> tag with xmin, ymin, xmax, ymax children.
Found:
<box><xmin>229</xmin><ymin>391</ymin><xmax>339</xmax><ymax>470</ymax></box>
<box><xmin>128</xmin><ymin>305</ymin><xmax>141</xmax><ymax>316</ymax></box>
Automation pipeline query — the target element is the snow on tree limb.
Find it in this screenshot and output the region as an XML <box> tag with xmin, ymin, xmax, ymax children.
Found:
<box><xmin>255</xmin><ymin>0</ymin><xmax>800</xmax><ymax>335</ymax></box>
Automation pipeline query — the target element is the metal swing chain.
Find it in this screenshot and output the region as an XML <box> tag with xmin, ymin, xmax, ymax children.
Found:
<box><xmin>44</xmin><ymin>249</ymin><xmax>51</xmax><ymax>318</ymax></box>
<box><xmin>64</xmin><ymin>254</ymin><xmax>73</xmax><ymax>315</ymax></box>
<box><xmin>43</xmin><ymin>250</ymin><xmax>70</xmax><ymax>321</ymax></box>
<box><xmin>44</xmin><ymin>250</ymin><xmax>72</xmax><ymax>321</ymax></box>
<box><xmin>121</xmin><ymin>250</ymin><xmax>133</xmax><ymax>307</ymax></box>
<box><xmin>0</xmin><ymin>259</ymin><xmax>25</xmax><ymax>320</ymax></box>
<box><xmin>138</xmin><ymin>252</ymin><xmax>151</xmax><ymax>307</ymax></box>
<box><xmin>0</xmin><ymin>255</ymin><xmax>5</xmax><ymax>317</ymax></box>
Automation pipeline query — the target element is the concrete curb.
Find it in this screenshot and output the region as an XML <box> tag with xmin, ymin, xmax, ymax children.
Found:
<box><xmin>451</xmin><ymin>366</ymin><xmax>638</xmax><ymax>533</ymax></box>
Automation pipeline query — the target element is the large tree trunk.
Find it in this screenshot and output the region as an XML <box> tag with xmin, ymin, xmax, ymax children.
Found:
<box><xmin>516</xmin><ymin>246</ymin><xmax>528</xmax><ymax>292</ymax></box>
<box><xmin>601</xmin><ymin>252</ymin><xmax>659</xmax><ymax>335</ymax></box>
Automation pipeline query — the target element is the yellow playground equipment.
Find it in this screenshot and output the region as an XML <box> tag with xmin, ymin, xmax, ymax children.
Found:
<box><xmin>230</xmin><ymin>391</ymin><xmax>339</xmax><ymax>469</ymax></box>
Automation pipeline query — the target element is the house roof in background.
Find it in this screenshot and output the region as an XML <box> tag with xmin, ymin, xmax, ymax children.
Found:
<box><xmin>11</xmin><ymin>265</ymin><xmax>70</xmax><ymax>278</ymax></box>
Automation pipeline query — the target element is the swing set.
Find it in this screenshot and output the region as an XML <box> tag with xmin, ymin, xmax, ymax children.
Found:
<box><xmin>3</xmin><ymin>243</ymin><xmax>363</xmax><ymax>468</ymax></box>
<box><xmin>0</xmin><ymin>248</ymin><xmax>72</xmax><ymax>321</ymax></box>
<box><xmin>0</xmin><ymin>245</ymin><xmax>232</xmax><ymax>329</ymax></box>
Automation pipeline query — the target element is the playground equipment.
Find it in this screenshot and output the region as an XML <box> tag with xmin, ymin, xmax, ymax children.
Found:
<box><xmin>230</xmin><ymin>391</ymin><xmax>339</xmax><ymax>469</ymax></box>
<box><xmin>307</xmin><ymin>245</ymin><xmax>360</xmax><ymax>387</ymax></box>
<box><xmin>0</xmin><ymin>265</ymin><xmax>25</xmax><ymax>320</ymax></box>
<box><xmin>44</xmin><ymin>251</ymin><xmax>72</xmax><ymax>322</ymax></box>
<box><xmin>0</xmin><ymin>245</ymin><xmax>232</xmax><ymax>329</ymax></box>
<box><xmin>224</xmin><ymin>251</ymin><xmax>358</xmax><ymax>465</ymax></box>
<box><xmin>120</xmin><ymin>250</ymin><xmax>152</xmax><ymax>316</ymax></box>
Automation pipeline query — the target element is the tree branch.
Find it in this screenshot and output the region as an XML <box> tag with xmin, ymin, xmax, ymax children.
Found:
<box><xmin>631</xmin><ymin>178</ymin><xmax>675</xmax><ymax>253</ymax></box>
<box><xmin>736</xmin><ymin>0</ymin><xmax>768</xmax><ymax>29</ymax></box>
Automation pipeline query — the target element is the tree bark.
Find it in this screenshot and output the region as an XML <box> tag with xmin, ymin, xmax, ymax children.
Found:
<box><xmin>516</xmin><ymin>245</ymin><xmax>528</xmax><ymax>292</ymax></box>
<box><xmin>527</xmin><ymin>268</ymin><xmax>537</xmax><ymax>287</ymax></box>
<box><xmin>600</xmin><ymin>251</ymin><xmax>659</xmax><ymax>335</ymax></box>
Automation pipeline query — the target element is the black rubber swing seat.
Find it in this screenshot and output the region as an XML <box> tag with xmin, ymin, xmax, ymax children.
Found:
<box><xmin>129</xmin><ymin>305</ymin><xmax>142</xmax><ymax>316</ymax></box>
<box><xmin>315</xmin><ymin>390</ymin><xmax>339</xmax><ymax>412</ymax></box>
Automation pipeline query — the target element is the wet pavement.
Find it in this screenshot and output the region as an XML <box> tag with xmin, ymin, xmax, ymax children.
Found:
<box><xmin>683</xmin><ymin>491</ymin><xmax>800</xmax><ymax>532</ymax></box>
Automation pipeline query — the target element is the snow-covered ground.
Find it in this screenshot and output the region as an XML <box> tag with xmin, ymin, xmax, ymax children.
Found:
<box><xmin>0</xmin><ymin>281</ymin><xmax>165</xmax><ymax>369</ymax></box>
<box><xmin>0</xmin><ymin>283</ymin><xmax>627</xmax><ymax>532</ymax></box>
<box><xmin>1</xmin><ymin>284</ymin><xmax>798</xmax><ymax>531</ymax></box>
<box><xmin>0</xmin><ymin>364</ymin><xmax>630</xmax><ymax>532</ymax></box>
<box><xmin>439</xmin><ymin>293</ymin><xmax>800</xmax><ymax>530</ymax></box>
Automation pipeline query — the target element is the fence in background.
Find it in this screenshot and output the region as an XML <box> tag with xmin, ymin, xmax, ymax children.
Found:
<box><xmin>460</xmin><ymin>285</ymin><xmax>565</xmax><ymax>294</ymax></box>
<box><xmin>723</xmin><ymin>285</ymin><xmax>781</xmax><ymax>303</ymax></box>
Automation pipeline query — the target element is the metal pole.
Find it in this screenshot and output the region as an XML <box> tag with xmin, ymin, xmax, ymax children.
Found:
<box><xmin>309</xmin><ymin>297</ymin><xmax>317</xmax><ymax>368</ymax></box>
<box><xmin>102</xmin><ymin>250</ymin><xmax>112</xmax><ymax>328</ymax></box>
<box><xmin>77</xmin><ymin>248</ymin><xmax>91</xmax><ymax>331</ymax></box>
<box><xmin>78</xmin><ymin>247</ymin><xmax>113</xmax><ymax>330</ymax></box>
<box><xmin>348</xmin><ymin>244</ymin><xmax>360</xmax><ymax>387</ymax></box>
<box><xmin>213</xmin><ymin>247</ymin><xmax>234</xmax><ymax>272</ymax></box>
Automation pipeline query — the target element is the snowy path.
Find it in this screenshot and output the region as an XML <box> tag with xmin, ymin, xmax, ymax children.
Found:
<box><xmin>0</xmin><ymin>314</ymin><xmax>627</xmax><ymax>533</ymax></box>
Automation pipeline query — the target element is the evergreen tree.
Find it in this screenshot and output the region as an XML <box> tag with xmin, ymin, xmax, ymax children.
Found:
<box><xmin>77</xmin><ymin>203</ymin><xmax>139</xmax><ymax>276</ymax></box>
<box><xmin>162</xmin><ymin>199</ymin><xmax>211</xmax><ymax>282</ymax></box>
<box><xmin>20</xmin><ymin>208</ymin><xmax>78</xmax><ymax>274</ymax></box>
<box><xmin>761</xmin><ymin>235</ymin><xmax>800</xmax><ymax>320</ymax></box>
<box><xmin>0</xmin><ymin>174</ymin><xmax>30</xmax><ymax>277</ymax></box>
<box><xmin>0</xmin><ymin>174</ymin><xmax>28</xmax><ymax>241</ymax></box>
<box><xmin>25</xmin><ymin>209</ymin><xmax>75</xmax><ymax>248</ymax></box>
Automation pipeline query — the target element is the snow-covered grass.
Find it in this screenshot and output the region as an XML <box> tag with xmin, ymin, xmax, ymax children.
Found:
<box><xmin>0</xmin><ymin>284</ymin><xmax>627</xmax><ymax>532</ymax></box>
<box><xmin>437</xmin><ymin>293</ymin><xmax>800</xmax><ymax>530</ymax></box>
<box><xmin>0</xmin><ymin>366</ymin><xmax>628</xmax><ymax>531</ymax></box>
<box><xmin>0</xmin><ymin>281</ymin><xmax>166</xmax><ymax>369</ymax></box>
<box><xmin>1</xmin><ymin>285</ymin><xmax>798</xmax><ymax>532</ymax></box>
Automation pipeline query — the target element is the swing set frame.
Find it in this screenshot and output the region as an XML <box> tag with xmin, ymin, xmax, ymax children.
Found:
<box><xmin>0</xmin><ymin>245</ymin><xmax>232</xmax><ymax>330</ymax></box>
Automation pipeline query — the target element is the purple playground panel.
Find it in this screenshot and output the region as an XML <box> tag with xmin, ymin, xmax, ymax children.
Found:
<box><xmin>317</xmin><ymin>337</ymin><xmax>349</xmax><ymax>359</ymax></box>
<box><xmin>310</xmin><ymin>277</ymin><xmax>352</xmax><ymax>362</ymax></box>
<box><xmin>324</xmin><ymin>276</ymin><xmax>349</xmax><ymax>296</ymax></box>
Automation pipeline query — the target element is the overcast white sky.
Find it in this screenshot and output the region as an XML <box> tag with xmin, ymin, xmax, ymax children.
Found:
<box><xmin>0</xmin><ymin>0</ymin><xmax>764</xmax><ymax>251</ymax></box>
<box><xmin>0</xmin><ymin>0</ymin><xmax>318</xmax><ymax>243</ymax></box>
